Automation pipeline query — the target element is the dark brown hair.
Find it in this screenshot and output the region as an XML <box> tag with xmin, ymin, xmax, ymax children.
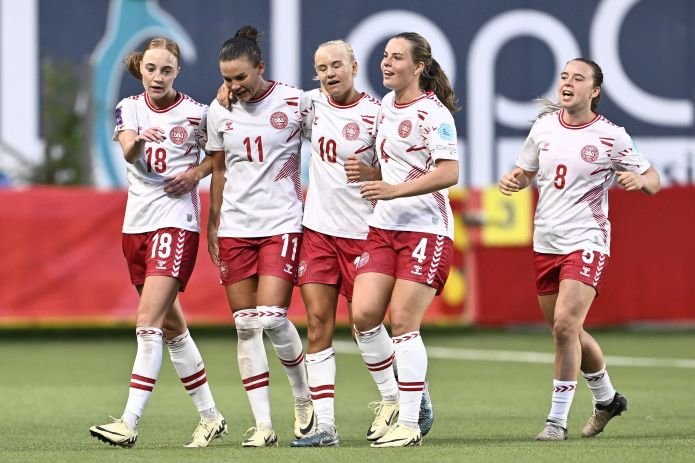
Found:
<box><xmin>219</xmin><ymin>25</ymin><xmax>263</xmax><ymax>65</ymax></box>
<box><xmin>393</xmin><ymin>32</ymin><xmax>460</xmax><ymax>113</ymax></box>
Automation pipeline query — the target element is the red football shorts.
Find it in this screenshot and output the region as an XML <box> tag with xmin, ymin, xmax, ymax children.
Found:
<box><xmin>355</xmin><ymin>227</ymin><xmax>453</xmax><ymax>295</ymax></box>
<box><xmin>217</xmin><ymin>233</ymin><xmax>303</xmax><ymax>286</ymax></box>
<box><xmin>297</xmin><ymin>227</ymin><xmax>367</xmax><ymax>301</ymax></box>
<box><xmin>122</xmin><ymin>227</ymin><xmax>199</xmax><ymax>291</ymax></box>
<box><xmin>534</xmin><ymin>249</ymin><xmax>610</xmax><ymax>296</ymax></box>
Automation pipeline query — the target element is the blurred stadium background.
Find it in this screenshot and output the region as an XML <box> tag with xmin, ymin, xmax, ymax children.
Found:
<box><xmin>1</xmin><ymin>0</ymin><xmax>692</xmax><ymax>328</ymax></box>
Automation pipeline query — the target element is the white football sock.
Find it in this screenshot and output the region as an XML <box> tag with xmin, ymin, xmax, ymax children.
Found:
<box><xmin>547</xmin><ymin>379</ymin><xmax>577</xmax><ymax>428</ymax></box>
<box><xmin>257</xmin><ymin>305</ymin><xmax>310</xmax><ymax>398</ymax></box>
<box><xmin>235</xmin><ymin>308</ymin><xmax>272</xmax><ymax>427</ymax></box>
<box><xmin>582</xmin><ymin>366</ymin><xmax>616</xmax><ymax>406</ymax></box>
<box><xmin>123</xmin><ymin>327</ymin><xmax>163</xmax><ymax>430</ymax></box>
<box><xmin>306</xmin><ymin>347</ymin><xmax>336</xmax><ymax>428</ymax></box>
<box><xmin>393</xmin><ymin>331</ymin><xmax>426</xmax><ymax>427</ymax></box>
<box><xmin>354</xmin><ymin>324</ymin><xmax>398</xmax><ymax>401</ymax></box>
<box><xmin>166</xmin><ymin>330</ymin><xmax>218</xmax><ymax>417</ymax></box>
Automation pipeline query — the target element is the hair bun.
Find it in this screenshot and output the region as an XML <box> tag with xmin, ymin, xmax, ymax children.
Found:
<box><xmin>234</xmin><ymin>25</ymin><xmax>260</xmax><ymax>44</ymax></box>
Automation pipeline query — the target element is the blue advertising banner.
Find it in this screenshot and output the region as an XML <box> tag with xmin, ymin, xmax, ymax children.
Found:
<box><xmin>2</xmin><ymin>0</ymin><xmax>691</xmax><ymax>187</ymax></box>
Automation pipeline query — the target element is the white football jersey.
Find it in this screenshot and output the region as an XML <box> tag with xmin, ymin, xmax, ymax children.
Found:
<box><xmin>206</xmin><ymin>81</ymin><xmax>306</xmax><ymax>237</ymax></box>
<box><xmin>114</xmin><ymin>92</ymin><xmax>207</xmax><ymax>233</ymax></box>
<box><xmin>370</xmin><ymin>91</ymin><xmax>458</xmax><ymax>239</ymax></box>
<box><xmin>516</xmin><ymin>109</ymin><xmax>652</xmax><ymax>255</ymax></box>
<box><xmin>302</xmin><ymin>89</ymin><xmax>380</xmax><ymax>239</ymax></box>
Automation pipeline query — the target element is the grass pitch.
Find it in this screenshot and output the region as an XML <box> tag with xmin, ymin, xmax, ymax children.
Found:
<box><xmin>1</xmin><ymin>329</ymin><xmax>693</xmax><ymax>462</ymax></box>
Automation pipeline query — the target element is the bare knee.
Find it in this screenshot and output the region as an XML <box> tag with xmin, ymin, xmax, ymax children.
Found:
<box><xmin>552</xmin><ymin>316</ymin><xmax>582</xmax><ymax>346</ymax></box>
<box><xmin>352</xmin><ymin>304</ymin><xmax>381</xmax><ymax>332</ymax></box>
<box><xmin>306</xmin><ymin>311</ymin><xmax>334</xmax><ymax>349</ymax></box>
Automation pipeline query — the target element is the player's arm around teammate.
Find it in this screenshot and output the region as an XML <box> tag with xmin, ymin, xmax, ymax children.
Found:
<box><xmin>205</xmin><ymin>26</ymin><xmax>313</xmax><ymax>447</ymax></box>
<box><xmin>89</xmin><ymin>38</ymin><xmax>227</xmax><ymax>450</ymax></box>
<box><xmin>498</xmin><ymin>58</ymin><xmax>659</xmax><ymax>441</ymax></box>
<box><xmin>289</xmin><ymin>40</ymin><xmax>381</xmax><ymax>448</ymax></box>
<box><xmin>351</xmin><ymin>32</ymin><xmax>460</xmax><ymax>448</ymax></box>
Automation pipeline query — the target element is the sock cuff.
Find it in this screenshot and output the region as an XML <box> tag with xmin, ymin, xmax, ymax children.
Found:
<box><xmin>165</xmin><ymin>330</ymin><xmax>190</xmax><ymax>346</ymax></box>
<box><xmin>136</xmin><ymin>327</ymin><xmax>163</xmax><ymax>338</ymax></box>
<box><xmin>552</xmin><ymin>379</ymin><xmax>577</xmax><ymax>392</ymax></box>
<box><xmin>257</xmin><ymin>306</ymin><xmax>289</xmax><ymax>330</ymax></box>
<box><xmin>353</xmin><ymin>323</ymin><xmax>384</xmax><ymax>340</ymax></box>
<box><xmin>306</xmin><ymin>347</ymin><xmax>335</xmax><ymax>365</ymax></box>
<box><xmin>234</xmin><ymin>308</ymin><xmax>261</xmax><ymax>329</ymax></box>
<box><xmin>393</xmin><ymin>331</ymin><xmax>421</xmax><ymax>344</ymax></box>
<box><xmin>257</xmin><ymin>305</ymin><xmax>288</xmax><ymax>317</ymax></box>
<box><xmin>581</xmin><ymin>366</ymin><xmax>607</xmax><ymax>380</ymax></box>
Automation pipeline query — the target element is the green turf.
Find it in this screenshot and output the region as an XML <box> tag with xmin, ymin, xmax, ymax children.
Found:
<box><xmin>1</xmin><ymin>330</ymin><xmax>693</xmax><ymax>462</ymax></box>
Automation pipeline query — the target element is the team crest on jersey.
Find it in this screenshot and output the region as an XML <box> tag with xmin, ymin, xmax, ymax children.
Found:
<box><xmin>581</xmin><ymin>144</ymin><xmax>599</xmax><ymax>163</ymax></box>
<box><xmin>270</xmin><ymin>111</ymin><xmax>289</xmax><ymax>129</ymax></box>
<box><xmin>356</xmin><ymin>252</ymin><xmax>370</xmax><ymax>269</ymax></box>
<box><xmin>342</xmin><ymin>122</ymin><xmax>360</xmax><ymax>140</ymax></box>
<box><xmin>298</xmin><ymin>260</ymin><xmax>307</xmax><ymax>277</ymax></box>
<box><xmin>169</xmin><ymin>126</ymin><xmax>189</xmax><ymax>146</ymax></box>
<box><xmin>224</xmin><ymin>121</ymin><xmax>234</xmax><ymax>131</ymax></box>
<box><xmin>398</xmin><ymin>120</ymin><xmax>412</xmax><ymax>138</ymax></box>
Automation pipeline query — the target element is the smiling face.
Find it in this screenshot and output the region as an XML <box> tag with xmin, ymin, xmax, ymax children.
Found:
<box><xmin>219</xmin><ymin>56</ymin><xmax>266</xmax><ymax>103</ymax></box>
<box><xmin>557</xmin><ymin>60</ymin><xmax>600</xmax><ymax>114</ymax></box>
<box><xmin>314</xmin><ymin>43</ymin><xmax>358</xmax><ymax>104</ymax></box>
<box><xmin>140</xmin><ymin>47</ymin><xmax>179</xmax><ymax>103</ymax></box>
<box><xmin>381</xmin><ymin>37</ymin><xmax>423</xmax><ymax>93</ymax></box>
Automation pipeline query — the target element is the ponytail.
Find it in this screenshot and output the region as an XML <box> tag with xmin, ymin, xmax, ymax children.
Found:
<box><xmin>421</xmin><ymin>58</ymin><xmax>460</xmax><ymax>113</ymax></box>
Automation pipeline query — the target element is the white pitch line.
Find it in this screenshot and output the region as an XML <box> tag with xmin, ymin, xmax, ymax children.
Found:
<box><xmin>332</xmin><ymin>341</ymin><xmax>695</xmax><ymax>369</ymax></box>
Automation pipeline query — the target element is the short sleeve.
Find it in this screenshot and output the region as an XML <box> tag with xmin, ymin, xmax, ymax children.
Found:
<box><xmin>195</xmin><ymin>105</ymin><xmax>209</xmax><ymax>151</ymax></box>
<box><xmin>113</xmin><ymin>98</ymin><xmax>137</xmax><ymax>141</ymax></box>
<box><xmin>423</xmin><ymin>108</ymin><xmax>458</xmax><ymax>162</ymax></box>
<box><xmin>610</xmin><ymin>128</ymin><xmax>651</xmax><ymax>174</ymax></box>
<box><xmin>516</xmin><ymin>123</ymin><xmax>540</xmax><ymax>172</ymax></box>
<box><xmin>205</xmin><ymin>100</ymin><xmax>225</xmax><ymax>152</ymax></box>
<box><xmin>301</xmin><ymin>88</ymin><xmax>320</xmax><ymax>140</ymax></box>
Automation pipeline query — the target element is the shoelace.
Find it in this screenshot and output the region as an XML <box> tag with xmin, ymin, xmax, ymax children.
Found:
<box><xmin>295</xmin><ymin>399</ymin><xmax>312</xmax><ymax>422</ymax></box>
<box><xmin>368</xmin><ymin>401</ymin><xmax>383</xmax><ymax>415</ymax></box>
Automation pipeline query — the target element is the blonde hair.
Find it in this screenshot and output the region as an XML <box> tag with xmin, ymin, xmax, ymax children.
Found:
<box><xmin>312</xmin><ymin>39</ymin><xmax>357</xmax><ymax>82</ymax></box>
<box><xmin>315</xmin><ymin>39</ymin><xmax>356</xmax><ymax>63</ymax></box>
<box><xmin>123</xmin><ymin>38</ymin><xmax>180</xmax><ymax>80</ymax></box>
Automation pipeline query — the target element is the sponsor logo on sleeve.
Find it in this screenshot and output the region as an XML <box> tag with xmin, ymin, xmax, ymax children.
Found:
<box><xmin>437</xmin><ymin>123</ymin><xmax>454</xmax><ymax>141</ymax></box>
